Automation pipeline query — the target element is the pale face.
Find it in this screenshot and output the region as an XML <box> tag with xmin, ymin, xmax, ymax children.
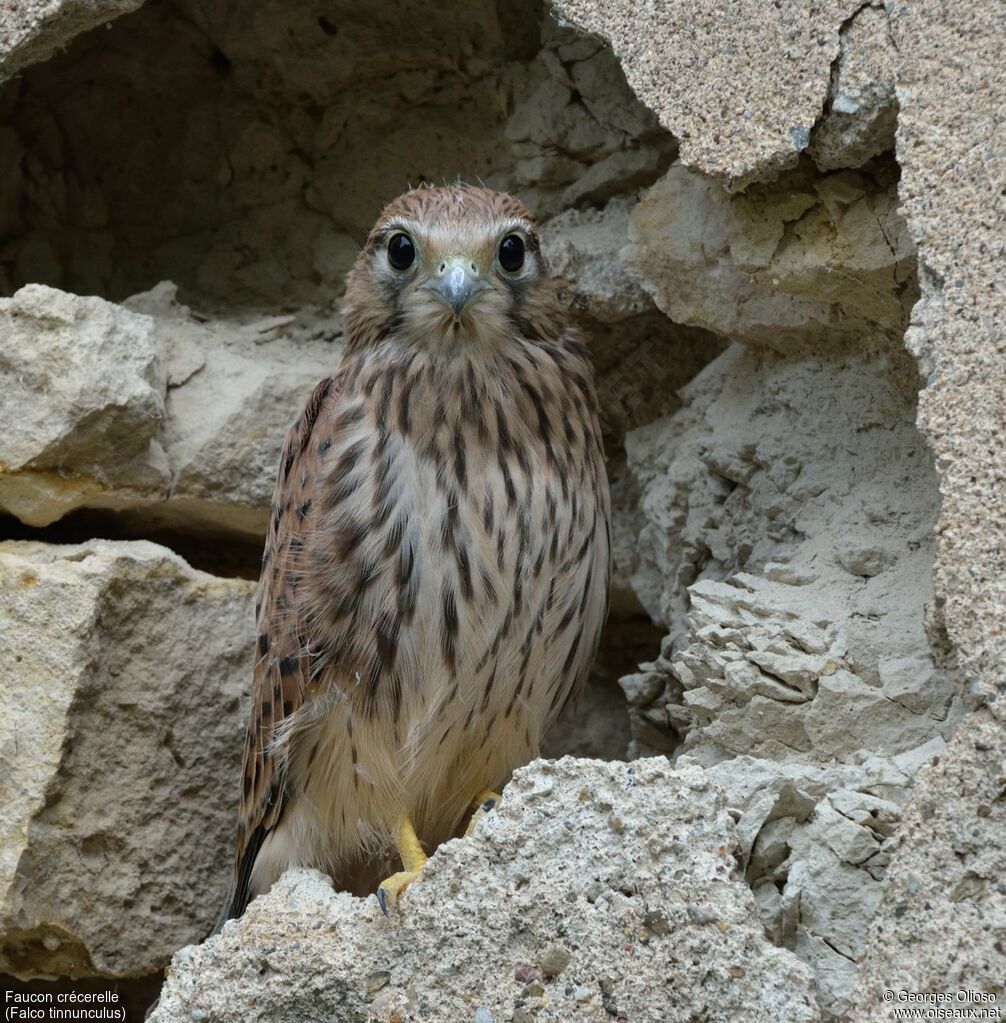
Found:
<box><xmin>365</xmin><ymin>214</ymin><xmax>546</xmax><ymax>352</ymax></box>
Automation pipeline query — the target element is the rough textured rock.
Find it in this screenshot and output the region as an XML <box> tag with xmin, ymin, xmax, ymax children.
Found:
<box><xmin>509</xmin><ymin>19</ymin><xmax>676</xmax><ymax>216</ymax></box>
<box><xmin>625</xmin><ymin>158</ymin><xmax>916</xmax><ymax>352</ymax></box>
<box><xmin>540</xmin><ymin>198</ymin><xmax>726</xmax><ymax>617</ymax></box>
<box><xmin>0</xmin><ymin>283</ymin><xmax>342</xmax><ymax>536</ymax></box>
<box><xmin>850</xmin><ymin>710</ymin><xmax>1006</xmax><ymax>1018</ymax></box>
<box><xmin>0</xmin><ymin>283</ymin><xmax>170</xmax><ymax>524</ymax></box>
<box><xmin>890</xmin><ymin>2</ymin><xmax>1006</xmax><ymax>717</ymax></box>
<box><xmin>0</xmin><ymin>540</ymin><xmax>254</xmax><ymax>978</ymax></box>
<box><xmin>615</xmin><ymin>339</ymin><xmax>964</xmax><ymax>1016</ymax></box>
<box><xmin>541</xmin><ymin>198</ymin><xmax>652</xmax><ymax>325</ymax></box>
<box><xmin>582</xmin><ymin>18</ymin><xmax>1006</xmax><ymax>1002</ymax></box>
<box><xmin>700</xmin><ymin>741</ymin><xmax>947</xmax><ymax>1018</ymax></box>
<box><xmin>151</xmin><ymin>758</ymin><xmax>821</xmax><ymax>1023</ymax></box>
<box><xmin>551</xmin><ymin>0</ymin><xmax>862</xmax><ymax>190</ymax></box>
<box><xmin>128</xmin><ymin>284</ymin><xmax>341</xmax><ymax>539</ymax></box>
<box><xmin>540</xmin><ymin>198</ymin><xmax>723</xmax><ymax>443</ymax></box>
<box><xmin>555</xmin><ymin>0</ymin><xmax>1006</xmax><ymax>722</ymax></box>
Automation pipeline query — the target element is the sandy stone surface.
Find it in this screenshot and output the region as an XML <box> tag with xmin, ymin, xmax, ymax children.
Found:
<box><xmin>552</xmin><ymin>0</ymin><xmax>863</xmax><ymax>190</ymax></box>
<box><xmin>850</xmin><ymin>709</ymin><xmax>1006</xmax><ymax>1019</ymax></box>
<box><xmin>0</xmin><ymin>283</ymin><xmax>342</xmax><ymax>536</ymax></box>
<box><xmin>0</xmin><ymin>540</ymin><xmax>253</xmax><ymax>978</ymax></box>
<box><xmin>151</xmin><ymin>758</ymin><xmax>821</xmax><ymax>1023</ymax></box>
<box><xmin>625</xmin><ymin>159</ymin><xmax>916</xmax><ymax>352</ymax></box>
<box><xmin>616</xmin><ymin>340</ymin><xmax>961</xmax><ymax>1017</ymax></box>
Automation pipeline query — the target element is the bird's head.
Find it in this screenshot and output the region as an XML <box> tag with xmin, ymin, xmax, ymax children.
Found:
<box><xmin>343</xmin><ymin>184</ymin><xmax>563</xmax><ymax>355</ymax></box>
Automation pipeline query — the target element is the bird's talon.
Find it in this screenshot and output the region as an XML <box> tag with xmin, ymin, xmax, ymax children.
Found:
<box><xmin>473</xmin><ymin>790</ymin><xmax>502</xmax><ymax>811</ymax></box>
<box><xmin>375</xmin><ymin>868</ymin><xmax>422</xmax><ymax>914</ymax></box>
<box><xmin>465</xmin><ymin>790</ymin><xmax>503</xmax><ymax>837</ymax></box>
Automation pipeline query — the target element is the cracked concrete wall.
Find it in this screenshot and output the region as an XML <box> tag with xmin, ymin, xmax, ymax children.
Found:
<box><xmin>890</xmin><ymin>3</ymin><xmax>1006</xmax><ymax>718</ymax></box>
<box><xmin>152</xmin><ymin>759</ymin><xmax>823</xmax><ymax>1023</ymax></box>
<box><xmin>552</xmin><ymin>0</ymin><xmax>898</xmax><ymax>191</ymax></box>
<box><xmin>1</xmin><ymin>0</ymin><xmax>1003</xmax><ymax>1018</ymax></box>
<box><xmin>556</xmin><ymin>0</ymin><xmax>1004</xmax><ymax>1017</ymax></box>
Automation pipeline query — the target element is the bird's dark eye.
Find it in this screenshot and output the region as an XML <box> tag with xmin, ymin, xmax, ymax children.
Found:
<box><xmin>498</xmin><ymin>234</ymin><xmax>525</xmax><ymax>273</ymax></box>
<box><xmin>387</xmin><ymin>232</ymin><xmax>415</xmax><ymax>270</ymax></box>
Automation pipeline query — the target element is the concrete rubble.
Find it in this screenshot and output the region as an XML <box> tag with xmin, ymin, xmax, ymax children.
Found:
<box><xmin>150</xmin><ymin>759</ymin><xmax>822</xmax><ymax>1023</ymax></box>
<box><xmin>850</xmin><ymin>709</ymin><xmax>1006</xmax><ymax>1019</ymax></box>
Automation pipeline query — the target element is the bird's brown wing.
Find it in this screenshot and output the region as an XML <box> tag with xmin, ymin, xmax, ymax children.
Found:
<box><xmin>225</xmin><ymin>375</ymin><xmax>339</xmax><ymax>921</ymax></box>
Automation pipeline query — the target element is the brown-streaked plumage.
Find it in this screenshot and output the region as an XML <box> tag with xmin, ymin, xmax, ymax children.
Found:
<box><xmin>221</xmin><ymin>183</ymin><xmax>610</xmax><ymax>921</ymax></box>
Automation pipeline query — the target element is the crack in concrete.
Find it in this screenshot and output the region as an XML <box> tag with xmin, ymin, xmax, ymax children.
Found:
<box><xmin>811</xmin><ymin>1</ymin><xmax>889</xmax><ymax>140</ymax></box>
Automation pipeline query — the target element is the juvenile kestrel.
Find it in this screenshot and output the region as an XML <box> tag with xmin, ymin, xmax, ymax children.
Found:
<box><xmin>221</xmin><ymin>184</ymin><xmax>611</xmax><ymax>921</ymax></box>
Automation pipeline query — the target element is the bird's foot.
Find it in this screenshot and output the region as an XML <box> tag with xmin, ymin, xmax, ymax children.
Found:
<box><xmin>376</xmin><ymin>817</ymin><xmax>427</xmax><ymax>915</ymax></box>
<box><xmin>464</xmin><ymin>790</ymin><xmax>502</xmax><ymax>837</ymax></box>
<box><xmin>376</xmin><ymin>868</ymin><xmax>422</xmax><ymax>915</ymax></box>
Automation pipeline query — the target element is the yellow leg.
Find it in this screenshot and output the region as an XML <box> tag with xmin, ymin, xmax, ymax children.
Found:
<box><xmin>464</xmin><ymin>790</ymin><xmax>503</xmax><ymax>837</ymax></box>
<box><xmin>376</xmin><ymin>817</ymin><xmax>428</xmax><ymax>915</ymax></box>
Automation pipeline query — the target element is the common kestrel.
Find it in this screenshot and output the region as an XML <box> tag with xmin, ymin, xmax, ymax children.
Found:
<box><xmin>221</xmin><ymin>184</ymin><xmax>611</xmax><ymax>921</ymax></box>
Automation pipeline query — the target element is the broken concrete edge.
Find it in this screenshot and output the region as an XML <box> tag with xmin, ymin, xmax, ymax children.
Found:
<box><xmin>151</xmin><ymin>756</ymin><xmax>823</xmax><ymax>1023</ymax></box>
<box><xmin>550</xmin><ymin>0</ymin><xmax>895</xmax><ymax>193</ymax></box>
<box><xmin>847</xmin><ymin>707</ymin><xmax>1006</xmax><ymax>1017</ymax></box>
<box><xmin>886</xmin><ymin>2</ymin><xmax>1006</xmax><ymax>719</ymax></box>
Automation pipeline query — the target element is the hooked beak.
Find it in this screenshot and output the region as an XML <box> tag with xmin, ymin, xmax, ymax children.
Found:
<box><xmin>424</xmin><ymin>256</ymin><xmax>489</xmax><ymax>316</ymax></box>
